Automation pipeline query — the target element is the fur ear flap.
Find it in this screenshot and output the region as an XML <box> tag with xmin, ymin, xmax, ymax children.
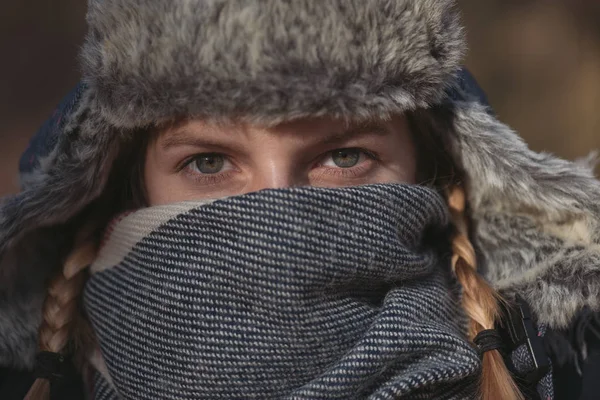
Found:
<box><xmin>1</xmin><ymin>92</ymin><xmax>120</xmax><ymax>253</ymax></box>
<box><xmin>0</xmin><ymin>226</ymin><xmax>72</xmax><ymax>368</ymax></box>
<box><xmin>0</xmin><ymin>246</ymin><xmax>44</xmax><ymax>368</ymax></box>
<box><xmin>451</xmin><ymin>102</ymin><xmax>600</xmax><ymax>216</ymax></box>
<box><xmin>0</xmin><ymin>91</ymin><xmax>121</xmax><ymax>368</ymax></box>
<box><xmin>446</xmin><ymin>100</ymin><xmax>600</xmax><ymax>329</ymax></box>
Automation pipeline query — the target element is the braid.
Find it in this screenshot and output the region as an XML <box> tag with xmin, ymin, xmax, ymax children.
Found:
<box><xmin>23</xmin><ymin>127</ymin><xmax>147</xmax><ymax>400</ymax></box>
<box><xmin>24</xmin><ymin>238</ymin><xmax>97</xmax><ymax>400</ymax></box>
<box><xmin>448</xmin><ymin>187</ymin><xmax>524</xmax><ymax>400</ymax></box>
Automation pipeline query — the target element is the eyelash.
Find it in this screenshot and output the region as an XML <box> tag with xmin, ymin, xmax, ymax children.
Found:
<box><xmin>185</xmin><ymin>170</ymin><xmax>234</xmax><ymax>185</ymax></box>
<box><xmin>179</xmin><ymin>148</ymin><xmax>379</xmax><ymax>184</ymax></box>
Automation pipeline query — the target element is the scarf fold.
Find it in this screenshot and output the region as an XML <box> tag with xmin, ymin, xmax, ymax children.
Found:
<box><xmin>83</xmin><ymin>184</ymin><xmax>481</xmax><ymax>399</ymax></box>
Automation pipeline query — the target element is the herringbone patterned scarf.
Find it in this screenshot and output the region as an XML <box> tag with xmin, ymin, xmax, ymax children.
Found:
<box><xmin>84</xmin><ymin>184</ymin><xmax>481</xmax><ymax>399</ymax></box>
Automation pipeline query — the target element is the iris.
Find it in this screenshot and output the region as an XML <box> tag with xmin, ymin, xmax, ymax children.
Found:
<box><xmin>331</xmin><ymin>149</ymin><xmax>360</xmax><ymax>168</ymax></box>
<box><xmin>193</xmin><ymin>154</ymin><xmax>225</xmax><ymax>174</ymax></box>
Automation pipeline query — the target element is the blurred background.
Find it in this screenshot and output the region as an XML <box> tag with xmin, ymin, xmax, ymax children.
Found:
<box><xmin>0</xmin><ymin>0</ymin><xmax>598</xmax><ymax>196</ymax></box>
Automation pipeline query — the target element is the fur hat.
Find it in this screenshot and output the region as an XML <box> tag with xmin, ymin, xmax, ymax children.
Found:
<box><xmin>1</xmin><ymin>0</ymin><xmax>599</xmax><ymax>369</ymax></box>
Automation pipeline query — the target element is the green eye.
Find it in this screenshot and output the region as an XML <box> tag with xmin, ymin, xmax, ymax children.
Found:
<box><xmin>193</xmin><ymin>154</ymin><xmax>225</xmax><ymax>174</ymax></box>
<box><xmin>331</xmin><ymin>149</ymin><xmax>360</xmax><ymax>168</ymax></box>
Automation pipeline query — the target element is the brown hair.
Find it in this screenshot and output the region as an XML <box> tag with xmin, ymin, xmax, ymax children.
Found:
<box><xmin>24</xmin><ymin>131</ymin><xmax>150</xmax><ymax>399</ymax></box>
<box><xmin>408</xmin><ymin>107</ymin><xmax>524</xmax><ymax>400</ymax></box>
<box><xmin>448</xmin><ymin>187</ymin><xmax>524</xmax><ymax>400</ymax></box>
<box><xmin>24</xmin><ymin>228</ymin><xmax>97</xmax><ymax>400</ymax></box>
<box><xmin>26</xmin><ymin>111</ymin><xmax>523</xmax><ymax>399</ymax></box>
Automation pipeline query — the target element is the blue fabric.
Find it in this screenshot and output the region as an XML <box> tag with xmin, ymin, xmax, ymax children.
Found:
<box><xmin>18</xmin><ymin>83</ymin><xmax>86</xmax><ymax>181</ymax></box>
<box><xmin>446</xmin><ymin>68</ymin><xmax>493</xmax><ymax>113</ymax></box>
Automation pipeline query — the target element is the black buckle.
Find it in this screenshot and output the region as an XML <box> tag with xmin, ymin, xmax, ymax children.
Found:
<box><xmin>498</xmin><ymin>296</ymin><xmax>550</xmax><ymax>386</ymax></box>
<box><xmin>33</xmin><ymin>351</ymin><xmax>68</xmax><ymax>381</ymax></box>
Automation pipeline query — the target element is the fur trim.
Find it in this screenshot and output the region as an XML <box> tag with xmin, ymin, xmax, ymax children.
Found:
<box><xmin>0</xmin><ymin>90</ymin><xmax>121</xmax><ymax>367</ymax></box>
<box><xmin>0</xmin><ymin>227</ymin><xmax>70</xmax><ymax>368</ymax></box>
<box><xmin>451</xmin><ymin>103</ymin><xmax>600</xmax><ymax>217</ymax></box>
<box><xmin>82</xmin><ymin>0</ymin><xmax>465</xmax><ymax>128</ymax></box>
<box><xmin>0</xmin><ymin>91</ymin><xmax>120</xmax><ymax>251</ymax></box>
<box><xmin>475</xmin><ymin>210</ymin><xmax>600</xmax><ymax>329</ymax></box>
<box><xmin>447</xmin><ymin>101</ymin><xmax>600</xmax><ymax>329</ymax></box>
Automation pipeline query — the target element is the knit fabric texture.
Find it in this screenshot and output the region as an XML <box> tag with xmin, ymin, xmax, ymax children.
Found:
<box><xmin>83</xmin><ymin>184</ymin><xmax>482</xmax><ymax>399</ymax></box>
<box><xmin>510</xmin><ymin>324</ymin><xmax>554</xmax><ymax>399</ymax></box>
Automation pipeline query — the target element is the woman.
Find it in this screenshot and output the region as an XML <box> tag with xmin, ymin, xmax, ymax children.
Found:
<box><xmin>1</xmin><ymin>1</ymin><xmax>599</xmax><ymax>399</ymax></box>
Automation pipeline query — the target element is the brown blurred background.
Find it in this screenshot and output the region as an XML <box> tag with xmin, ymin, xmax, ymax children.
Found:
<box><xmin>0</xmin><ymin>0</ymin><xmax>599</xmax><ymax>196</ymax></box>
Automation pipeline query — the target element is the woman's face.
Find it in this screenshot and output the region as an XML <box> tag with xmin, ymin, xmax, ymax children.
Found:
<box><xmin>144</xmin><ymin>116</ymin><xmax>417</xmax><ymax>205</ymax></box>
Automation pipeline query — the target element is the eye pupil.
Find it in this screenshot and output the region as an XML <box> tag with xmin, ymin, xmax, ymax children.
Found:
<box><xmin>332</xmin><ymin>149</ymin><xmax>360</xmax><ymax>168</ymax></box>
<box><xmin>195</xmin><ymin>154</ymin><xmax>224</xmax><ymax>174</ymax></box>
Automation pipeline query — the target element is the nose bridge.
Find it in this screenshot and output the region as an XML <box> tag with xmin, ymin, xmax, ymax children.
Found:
<box><xmin>248</xmin><ymin>158</ymin><xmax>299</xmax><ymax>191</ymax></box>
<box><xmin>245</xmin><ymin>135</ymin><xmax>305</xmax><ymax>191</ymax></box>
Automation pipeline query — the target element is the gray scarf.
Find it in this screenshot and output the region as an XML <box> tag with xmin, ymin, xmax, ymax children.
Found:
<box><xmin>83</xmin><ymin>184</ymin><xmax>481</xmax><ymax>399</ymax></box>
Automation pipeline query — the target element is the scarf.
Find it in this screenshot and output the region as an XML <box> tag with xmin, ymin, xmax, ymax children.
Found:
<box><xmin>83</xmin><ymin>184</ymin><xmax>481</xmax><ymax>399</ymax></box>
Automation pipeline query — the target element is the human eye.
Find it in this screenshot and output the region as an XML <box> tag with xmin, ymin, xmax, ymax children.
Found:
<box><xmin>314</xmin><ymin>148</ymin><xmax>379</xmax><ymax>179</ymax></box>
<box><xmin>181</xmin><ymin>153</ymin><xmax>236</xmax><ymax>184</ymax></box>
<box><xmin>322</xmin><ymin>148</ymin><xmax>372</xmax><ymax>168</ymax></box>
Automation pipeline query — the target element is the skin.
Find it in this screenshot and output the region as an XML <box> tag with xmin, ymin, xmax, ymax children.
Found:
<box><xmin>144</xmin><ymin>116</ymin><xmax>417</xmax><ymax>205</ymax></box>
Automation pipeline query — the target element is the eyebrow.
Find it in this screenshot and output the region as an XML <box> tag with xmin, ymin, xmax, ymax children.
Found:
<box><xmin>319</xmin><ymin>122</ymin><xmax>391</xmax><ymax>146</ymax></box>
<box><xmin>160</xmin><ymin>127</ymin><xmax>240</xmax><ymax>151</ymax></box>
<box><xmin>160</xmin><ymin>121</ymin><xmax>391</xmax><ymax>150</ymax></box>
